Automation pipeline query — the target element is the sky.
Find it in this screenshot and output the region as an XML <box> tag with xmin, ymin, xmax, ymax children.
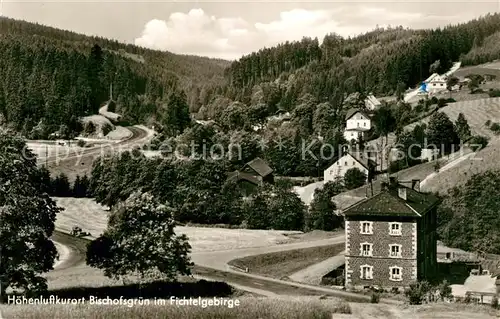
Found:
<box><xmin>2</xmin><ymin>1</ymin><xmax>500</xmax><ymax>60</ymax></box>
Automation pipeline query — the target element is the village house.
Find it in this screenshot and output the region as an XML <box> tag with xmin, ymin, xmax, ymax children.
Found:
<box><xmin>227</xmin><ymin>157</ymin><xmax>274</xmax><ymax>196</ymax></box>
<box><xmin>323</xmin><ymin>151</ymin><xmax>376</xmax><ymax>184</ymax></box>
<box><xmin>344</xmin><ymin>109</ymin><xmax>371</xmax><ymax>143</ymax></box>
<box><xmin>425</xmin><ymin>73</ymin><xmax>448</xmax><ymax>93</ymax></box>
<box><xmin>343</xmin><ymin>178</ymin><xmax>440</xmax><ymax>290</ymax></box>
<box><xmin>365</xmin><ymin>94</ymin><xmax>382</xmax><ymax>111</ymax></box>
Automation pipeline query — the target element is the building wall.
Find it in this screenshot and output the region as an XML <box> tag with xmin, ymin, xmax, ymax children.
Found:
<box><xmin>417</xmin><ymin>207</ymin><xmax>438</xmax><ymax>281</ymax></box>
<box><xmin>346</xmin><ymin>113</ymin><xmax>371</xmax><ymax>130</ymax></box>
<box><xmin>324</xmin><ymin>154</ymin><xmax>368</xmax><ymax>183</ymax></box>
<box><xmin>345</xmin><ymin>218</ymin><xmax>418</xmax><ymax>288</ymax></box>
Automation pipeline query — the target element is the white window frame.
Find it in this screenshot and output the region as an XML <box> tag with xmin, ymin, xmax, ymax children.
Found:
<box><xmin>360</xmin><ymin>221</ymin><xmax>373</xmax><ymax>235</ymax></box>
<box><xmin>389</xmin><ymin>244</ymin><xmax>402</xmax><ymax>258</ymax></box>
<box><xmin>360</xmin><ymin>242</ymin><xmax>373</xmax><ymax>257</ymax></box>
<box><xmin>389</xmin><ymin>222</ymin><xmax>402</xmax><ymax>236</ymax></box>
<box><xmin>360</xmin><ymin>264</ymin><xmax>373</xmax><ymax>280</ymax></box>
<box><xmin>389</xmin><ymin>266</ymin><xmax>403</xmax><ymax>281</ymax></box>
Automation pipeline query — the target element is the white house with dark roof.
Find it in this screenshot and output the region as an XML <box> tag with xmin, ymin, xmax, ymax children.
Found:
<box><xmin>344</xmin><ymin>109</ymin><xmax>371</xmax><ymax>142</ymax></box>
<box><xmin>324</xmin><ymin>151</ymin><xmax>376</xmax><ymax>183</ymax></box>
<box><xmin>425</xmin><ymin>73</ymin><xmax>448</xmax><ymax>93</ymax></box>
<box><xmin>365</xmin><ymin>94</ymin><xmax>381</xmax><ymax>111</ymax></box>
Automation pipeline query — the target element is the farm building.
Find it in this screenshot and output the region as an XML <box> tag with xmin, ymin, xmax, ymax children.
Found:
<box><xmin>365</xmin><ymin>94</ymin><xmax>382</xmax><ymax>111</ymax></box>
<box><xmin>425</xmin><ymin>73</ymin><xmax>448</xmax><ymax>93</ymax></box>
<box><xmin>324</xmin><ymin>151</ymin><xmax>376</xmax><ymax>184</ymax></box>
<box><xmin>227</xmin><ymin>157</ymin><xmax>274</xmax><ymax>196</ymax></box>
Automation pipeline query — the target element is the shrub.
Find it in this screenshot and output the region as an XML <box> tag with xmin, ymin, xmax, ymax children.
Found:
<box><xmin>102</xmin><ymin>123</ymin><xmax>114</xmax><ymax>136</ymax></box>
<box><xmin>485</xmin><ymin>120</ymin><xmax>491</xmax><ymax>127</ymax></box>
<box><xmin>492</xmin><ymin>295</ymin><xmax>498</xmax><ymax>309</ymax></box>
<box><xmin>405</xmin><ymin>281</ymin><xmax>431</xmax><ymax>305</ymax></box>
<box><xmin>370</xmin><ymin>293</ymin><xmax>380</xmax><ymax>303</ymax></box>
<box><xmin>438</xmin><ymin>280</ymin><xmax>452</xmax><ymax>301</ymax></box>
<box><xmin>488</xmin><ymin>89</ymin><xmax>500</xmax><ymax>97</ymax></box>
<box><xmin>469</xmin><ymin>135</ymin><xmax>489</xmax><ymax>152</ymax></box>
<box><xmin>77</xmin><ymin>139</ymin><xmax>86</xmax><ymax>147</ymax></box>
<box><xmin>490</xmin><ymin>122</ymin><xmax>500</xmax><ymax>135</ymax></box>
<box><xmin>446</xmin><ymin>98</ymin><xmax>456</xmax><ymax>103</ymax></box>
<box><xmin>437</xmin><ymin>98</ymin><xmax>447</xmax><ymax>108</ymax></box>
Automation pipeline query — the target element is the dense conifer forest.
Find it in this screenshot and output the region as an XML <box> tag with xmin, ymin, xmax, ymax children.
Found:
<box><xmin>2</xmin><ymin>14</ymin><xmax>500</xmax><ymax>138</ymax></box>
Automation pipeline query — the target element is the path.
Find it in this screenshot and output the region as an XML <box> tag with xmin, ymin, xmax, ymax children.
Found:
<box><xmin>288</xmin><ymin>250</ymin><xmax>346</xmax><ymax>285</ymax></box>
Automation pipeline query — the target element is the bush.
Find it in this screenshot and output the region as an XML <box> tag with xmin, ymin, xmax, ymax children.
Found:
<box><xmin>370</xmin><ymin>293</ymin><xmax>380</xmax><ymax>303</ymax></box>
<box><xmin>446</xmin><ymin>98</ymin><xmax>456</xmax><ymax>103</ymax></box>
<box><xmin>485</xmin><ymin>120</ymin><xmax>492</xmax><ymax>127</ymax></box>
<box><xmin>437</xmin><ymin>98</ymin><xmax>447</xmax><ymax>108</ymax></box>
<box><xmin>490</xmin><ymin>122</ymin><xmax>500</xmax><ymax>135</ymax></box>
<box><xmin>469</xmin><ymin>135</ymin><xmax>489</xmax><ymax>152</ymax></box>
<box><xmin>405</xmin><ymin>281</ymin><xmax>431</xmax><ymax>305</ymax></box>
<box><xmin>77</xmin><ymin>139</ymin><xmax>86</xmax><ymax>147</ymax></box>
<box><xmin>492</xmin><ymin>295</ymin><xmax>498</xmax><ymax>309</ymax></box>
<box><xmin>488</xmin><ymin>89</ymin><xmax>500</xmax><ymax>97</ymax></box>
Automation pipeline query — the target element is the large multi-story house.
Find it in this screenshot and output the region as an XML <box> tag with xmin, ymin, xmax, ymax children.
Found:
<box><xmin>342</xmin><ymin>178</ymin><xmax>440</xmax><ymax>289</ymax></box>
<box><xmin>425</xmin><ymin>73</ymin><xmax>448</xmax><ymax>93</ymax></box>
<box><xmin>344</xmin><ymin>109</ymin><xmax>371</xmax><ymax>143</ymax></box>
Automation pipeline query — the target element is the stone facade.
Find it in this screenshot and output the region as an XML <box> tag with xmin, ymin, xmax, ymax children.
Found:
<box><xmin>343</xmin><ymin>184</ymin><xmax>439</xmax><ymax>290</ymax></box>
<box><xmin>345</xmin><ymin>218</ymin><xmax>418</xmax><ymax>288</ymax></box>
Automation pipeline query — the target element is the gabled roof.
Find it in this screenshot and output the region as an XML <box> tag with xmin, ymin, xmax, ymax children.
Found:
<box><xmin>227</xmin><ymin>171</ymin><xmax>261</xmax><ymax>186</ymax></box>
<box><xmin>345</xmin><ymin>108</ymin><xmax>370</xmax><ymax>121</ymax></box>
<box><xmin>349</xmin><ymin>151</ymin><xmax>376</xmax><ymax>169</ymax></box>
<box><xmin>243</xmin><ymin>157</ymin><xmax>273</xmax><ymax>177</ymax></box>
<box><xmin>343</xmin><ymin>185</ymin><xmax>440</xmax><ymax>218</ymax></box>
<box><xmin>365</xmin><ymin>94</ymin><xmax>381</xmax><ymax>106</ymax></box>
<box><xmin>424</xmin><ymin>73</ymin><xmax>440</xmax><ymax>83</ymax></box>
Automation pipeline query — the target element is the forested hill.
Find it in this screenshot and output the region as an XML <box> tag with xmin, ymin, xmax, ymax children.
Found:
<box><xmin>0</xmin><ymin>17</ymin><xmax>229</xmax><ymax>138</ymax></box>
<box><xmin>209</xmin><ymin>13</ymin><xmax>500</xmax><ymax>117</ymax></box>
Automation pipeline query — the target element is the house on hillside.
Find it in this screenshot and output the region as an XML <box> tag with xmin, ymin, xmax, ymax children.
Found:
<box><xmin>324</xmin><ymin>151</ymin><xmax>376</xmax><ymax>184</ymax></box>
<box><xmin>227</xmin><ymin>157</ymin><xmax>274</xmax><ymax>196</ymax></box>
<box><xmin>344</xmin><ymin>109</ymin><xmax>372</xmax><ymax>143</ymax></box>
<box><xmin>365</xmin><ymin>94</ymin><xmax>382</xmax><ymax>111</ymax></box>
<box><xmin>425</xmin><ymin>73</ymin><xmax>448</xmax><ymax>93</ymax></box>
<box><xmin>343</xmin><ymin>177</ymin><xmax>440</xmax><ymax>290</ymax></box>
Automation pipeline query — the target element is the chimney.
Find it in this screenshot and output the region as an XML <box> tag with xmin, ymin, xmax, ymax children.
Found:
<box><xmin>398</xmin><ymin>187</ymin><xmax>407</xmax><ymax>201</ymax></box>
<box><xmin>411</xmin><ymin>179</ymin><xmax>421</xmax><ymax>192</ymax></box>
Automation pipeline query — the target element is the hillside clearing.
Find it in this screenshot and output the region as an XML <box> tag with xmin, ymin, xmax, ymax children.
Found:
<box><xmin>54</xmin><ymin>197</ymin><xmax>306</xmax><ymax>253</ymax></box>
<box><xmin>406</xmin><ymin>97</ymin><xmax>500</xmax><ymax>137</ymax></box>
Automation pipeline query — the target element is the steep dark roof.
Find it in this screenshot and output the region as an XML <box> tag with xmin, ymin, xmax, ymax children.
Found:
<box><xmin>343</xmin><ymin>185</ymin><xmax>440</xmax><ymax>218</ymax></box>
<box><xmin>243</xmin><ymin>157</ymin><xmax>273</xmax><ymax>177</ymax></box>
<box><xmin>227</xmin><ymin>171</ymin><xmax>261</xmax><ymax>186</ymax></box>
<box><xmin>345</xmin><ymin>108</ymin><xmax>370</xmax><ymax>121</ymax></box>
<box><xmin>349</xmin><ymin>151</ymin><xmax>376</xmax><ymax>169</ymax></box>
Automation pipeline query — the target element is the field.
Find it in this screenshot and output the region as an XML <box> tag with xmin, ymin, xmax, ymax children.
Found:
<box><xmin>0</xmin><ymin>296</ymin><xmax>352</xmax><ymax>319</ymax></box>
<box><xmin>54</xmin><ymin>197</ymin><xmax>307</xmax><ymax>253</ymax></box>
<box><xmin>228</xmin><ymin>244</ymin><xmax>344</xmax><ymax>279</ymax></box>
<box><xmin>1</xmin><ymin>298</ymin><xmax>497</xmax><ymax>319</ymax></box>
<box><xmin>406</xmin><ymin>97</ymin><xmax>500</xmax><ymax>138</ymax></box>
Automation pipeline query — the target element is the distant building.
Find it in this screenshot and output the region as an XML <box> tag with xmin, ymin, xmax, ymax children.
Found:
<box><xmin>365</xmin><ymin>94</ymin><xmax>382</xmax><ymax>111</ymax></box>
<box><xmin>324</xmin><ymin>151</ymin><xmax>376</xmax><ymax>184</ymax></box>
<box><xmin>420</xmin><ymin>148</ymin><xmax>440</xmax><ymax>162</ymax></box>
<box><xmin>344</xmin><ymin>109</ymin><xmax>371</xmax><ymax>142</ymax></box>
<box><xmin>343</xmin><ymin>178</ymin><xmax>440</xmax><ymax>289</ymax></box>
<box><xmin>425</xmin><ymin>73</ymin><xmax>448</xmax><ymax>93</ymax></box>
<box><xmin>227</xmin><ymin>157</ymin><xmax>274</xmax><ymax>196</ymax></box>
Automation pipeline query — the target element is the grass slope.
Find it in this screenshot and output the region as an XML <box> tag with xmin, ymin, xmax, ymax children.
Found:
<box><xmin>228</xmin><ymin>244</ymin><xmax>344</xmax><ymax>279</ymax></box>
<box><xmin>406</xmin><ymin>97</ymin><xmax>500</xmax><ymax>138</ymax></box>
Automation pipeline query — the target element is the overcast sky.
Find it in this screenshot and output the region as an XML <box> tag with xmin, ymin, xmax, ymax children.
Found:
<box><xmin>2</xmin><ymin>1</ymin><xmax>499</xmax><ymax>60</ymax></box>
